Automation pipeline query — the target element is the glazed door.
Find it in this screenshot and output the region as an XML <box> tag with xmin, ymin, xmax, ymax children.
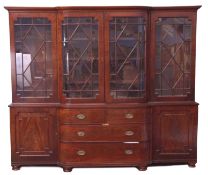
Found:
<box><xmin>105</xmin><ymin>12</ymin><xmax>147</xmax><ymax>103</ymax></box>
<box><xmin>10</xmin><ymin>13</ymin><xmax>57</xmax><ymax>103</ymax></box>
<box><xmin>150</xmin><ymin>11</ymin><xmax>197</xmax><ymax>101</ymax></box>
<box><xmin>58</xmin><ymin>12</ymin><xmax>104</xmax><ymax>103</ymax></box>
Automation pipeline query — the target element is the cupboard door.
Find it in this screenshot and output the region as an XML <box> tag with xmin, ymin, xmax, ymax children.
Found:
<box><xmin>150</xmin><ymin>11</ymin><xmax>197</xmax><ymax>101</ymax></box>
<box><xmin>59</xmin><ymin>13</ymin><xmax>104</xmax><ymax>103</ymax></box>
<box><xmin>105</xmin><ymin>12</ymin><xmax>147</xmax><ymax>102</ymax></box>
<box><xmin>152</xmin><ymin>106</ymin><xmax>197</xmax><ymax>162</ymax></box>
<box><xmin>10</xmin><ymin>13</ymin><xmax>57</xmax><ymax>102</ymax></box>
<box><xmin>10</xmin><ymin>107</ymin><xmax>57</xmax><ymax>164</ymax></box>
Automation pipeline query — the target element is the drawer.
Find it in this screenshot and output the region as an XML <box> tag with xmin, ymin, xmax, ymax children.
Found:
<box><xmin>59</xmin><ymin>109</ymin><xmax>105</xmax><ymax>124</ymax></box>
<box><xmin>107</xmin><ymin>108</ymin><xmax>147</xmax><ymax>123</ymax></box>
<box><xmin>60</xmin><ymin>124</ymin><xmax>148</xmax><ymax>142</ymax></box>
<box><xmin>59</xmin><ymin>142</ymin><xmax>149</xmax><ymax>164</ymax></box>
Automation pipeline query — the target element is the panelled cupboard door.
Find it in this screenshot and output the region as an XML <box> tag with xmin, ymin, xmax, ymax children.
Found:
<box><xmin>150</xmin><ymin>11</ymin><xmax>197</xmax><ymax>101</ymax></box>
<box><xmin>152</xmin><ymin>106</ymin><xmax>197</xmax><ymax>162</ymax></box>
<box><xmin>104</xmin><ymin>12</ymin><xmax>147</xmax><ymax>103</ymax></box>
<box><xmin>58</xmin><ymin>12</ymin><xmax>104</xmax><ymax>103</ymax></box>
<box><xmin>10</xmin><ymin>107</ymin><xmax>57</xmax><ymax>166</ymax></box>
<box><xmin>9</xmin><ymin>13</ymin><xmax>58</xmax><ymax>103</ymax></box>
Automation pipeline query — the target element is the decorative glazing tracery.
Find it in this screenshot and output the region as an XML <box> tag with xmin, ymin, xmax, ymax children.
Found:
<box><xmin>109</xmin><ymin>17</ymin><xmax>146</xmax><ymax>99</ymax></box>
<box><xmin>14</xmin><ymin>17</ymin><xmax>53</xmax><ymax>98</ymax></box>
<box><xmin>155</xmin><ymin>17</ymin><xmax>192</xmax><ymax>97</ymax></box>
<box><xmin>62</xmin><ymin>17</ymin><xmax>99</xmax><ymax>98</ymax></box>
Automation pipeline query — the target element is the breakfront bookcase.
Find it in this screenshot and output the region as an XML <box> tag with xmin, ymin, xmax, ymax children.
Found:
<box><xmin>5</xmin><ymin>6</ymin><xmax>200</xmax><ymax>172</ymax></box>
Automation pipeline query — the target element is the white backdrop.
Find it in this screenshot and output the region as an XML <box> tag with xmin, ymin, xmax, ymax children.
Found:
<box><xmin>0</xmin><ymin>0</ymin><xmax>207</xmax><ymax>174</ymax></box>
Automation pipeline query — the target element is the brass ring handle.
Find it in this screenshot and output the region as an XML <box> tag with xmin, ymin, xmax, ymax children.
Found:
<box><xmin>77</xmin><ymin>150</ymin><xmax>86</xmax><ymax>156</ymax></box>
<box><xmin>125</xmin><ymin>113</ymin><xmax>134</xmax><ymax>119</ymax></box>
<box><xmin>125</xmin><ymin>130</ymin><xmax>134</xmax><ymax>136</ymax></box>
<box><xmin>76</xmin><ymin>114</ymin><xmax>86</xmax><ymax>120</ymax></box>
<box><xmin>77</xmin><ymin>131</ymin><xmax>85</xmax><ymax>137</ymax></box>
<box><xmin>125</xmin><ymin>149</ymin><xmax>133</xmax><ymax>155</ymax></box>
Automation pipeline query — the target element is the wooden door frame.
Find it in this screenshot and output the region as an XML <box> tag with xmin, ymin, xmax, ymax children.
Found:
<box><xmin>149</xmin><ymin>10</ymin><xmax>197</xmax><ymax>102</ymax></box>
<box><xmin>57</xmin><ymin>11</ymin><xmax>105</xmax><ymax>103</ymax></box>
<box><xmin>104</xmin><ymin>11</ymin><xmax>148</xmax><ymax>103</ymax></box>
<box><xmin>9</xmin><ymin>12</ymin><xmax>58</xmax><ymax>103</ymax></box>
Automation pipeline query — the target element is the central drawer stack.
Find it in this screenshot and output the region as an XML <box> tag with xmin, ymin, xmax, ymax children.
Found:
<box><xmin>59</xmin><ymin>107</ymin><xmax>150</xmax><ymax>170</ymax></box>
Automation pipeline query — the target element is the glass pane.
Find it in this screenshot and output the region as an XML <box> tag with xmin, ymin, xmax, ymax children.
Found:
<box><xmin>155</xmin><ymin>18</ymin><xmax>192</xmax><ymax>96</ymax></box>
<box><xmin>109</xmin><ymin>17</ymin><xmax>146</xmax><ymax>99</ymax></box>
<box><xmin>14</xmin><ymin>17</ymin><xmax>53</xmax><ymax>98</ymax></box>
<box><xmin>62</xmin><ymin>17</ymin><xmax>99</xmax><ymax>98</ymax></box>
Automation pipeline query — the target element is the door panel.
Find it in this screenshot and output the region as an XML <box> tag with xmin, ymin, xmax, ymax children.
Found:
<box><xmin>10</xmin><ymin>107</ymin><xmax>57</xmax><ymax>164</ymax></box>
<box><xmin>152</xmin><ymin>105</ymin><xmax>197</xmax><ymax>161</ymax></box>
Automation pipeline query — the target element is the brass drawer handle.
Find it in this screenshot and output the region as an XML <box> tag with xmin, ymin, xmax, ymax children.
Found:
<box><xmin>77</xmin><ymin>131</ymin><xmax>85</xmax><ymax>137</ymax></box>
<box><xmin>125</xmin><ymin>149</ymin><xmax>133</xmax><ymax>155</ymax></box>
<box><xmin>102</xmin><ymin>123</ymin><xmax>109</xmax><ymax>126</ymax></box>
<box><xmin>76</xmin><ymin>114</ymin><xmax>86</xmax><ymax>120</ymax></box>
<box><xmin>125</xmin><ymin>130</ymin><xmax>134</xmax><ymax>136</ymax></box>
<box><xmin>77</xmin><ymin>150</ymin><xmax>86</xmax><ymax>156</ymax></box>
<box><xmin>125</xmin><ymin>113</ymin><xmax>134</xmax><ymax>119</ymax></box>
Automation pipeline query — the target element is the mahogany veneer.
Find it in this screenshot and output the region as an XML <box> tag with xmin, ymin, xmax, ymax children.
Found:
<box><xmin>6</xmin><ymin>6</ymin><xmax>200</xmax><ymax>172</ymax></box>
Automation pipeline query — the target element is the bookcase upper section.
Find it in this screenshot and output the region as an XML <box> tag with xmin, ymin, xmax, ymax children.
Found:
<box><xmin>5</xmin><ymin>6</ymin><xmax>200</xmax><ymax>103</ymax></box>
